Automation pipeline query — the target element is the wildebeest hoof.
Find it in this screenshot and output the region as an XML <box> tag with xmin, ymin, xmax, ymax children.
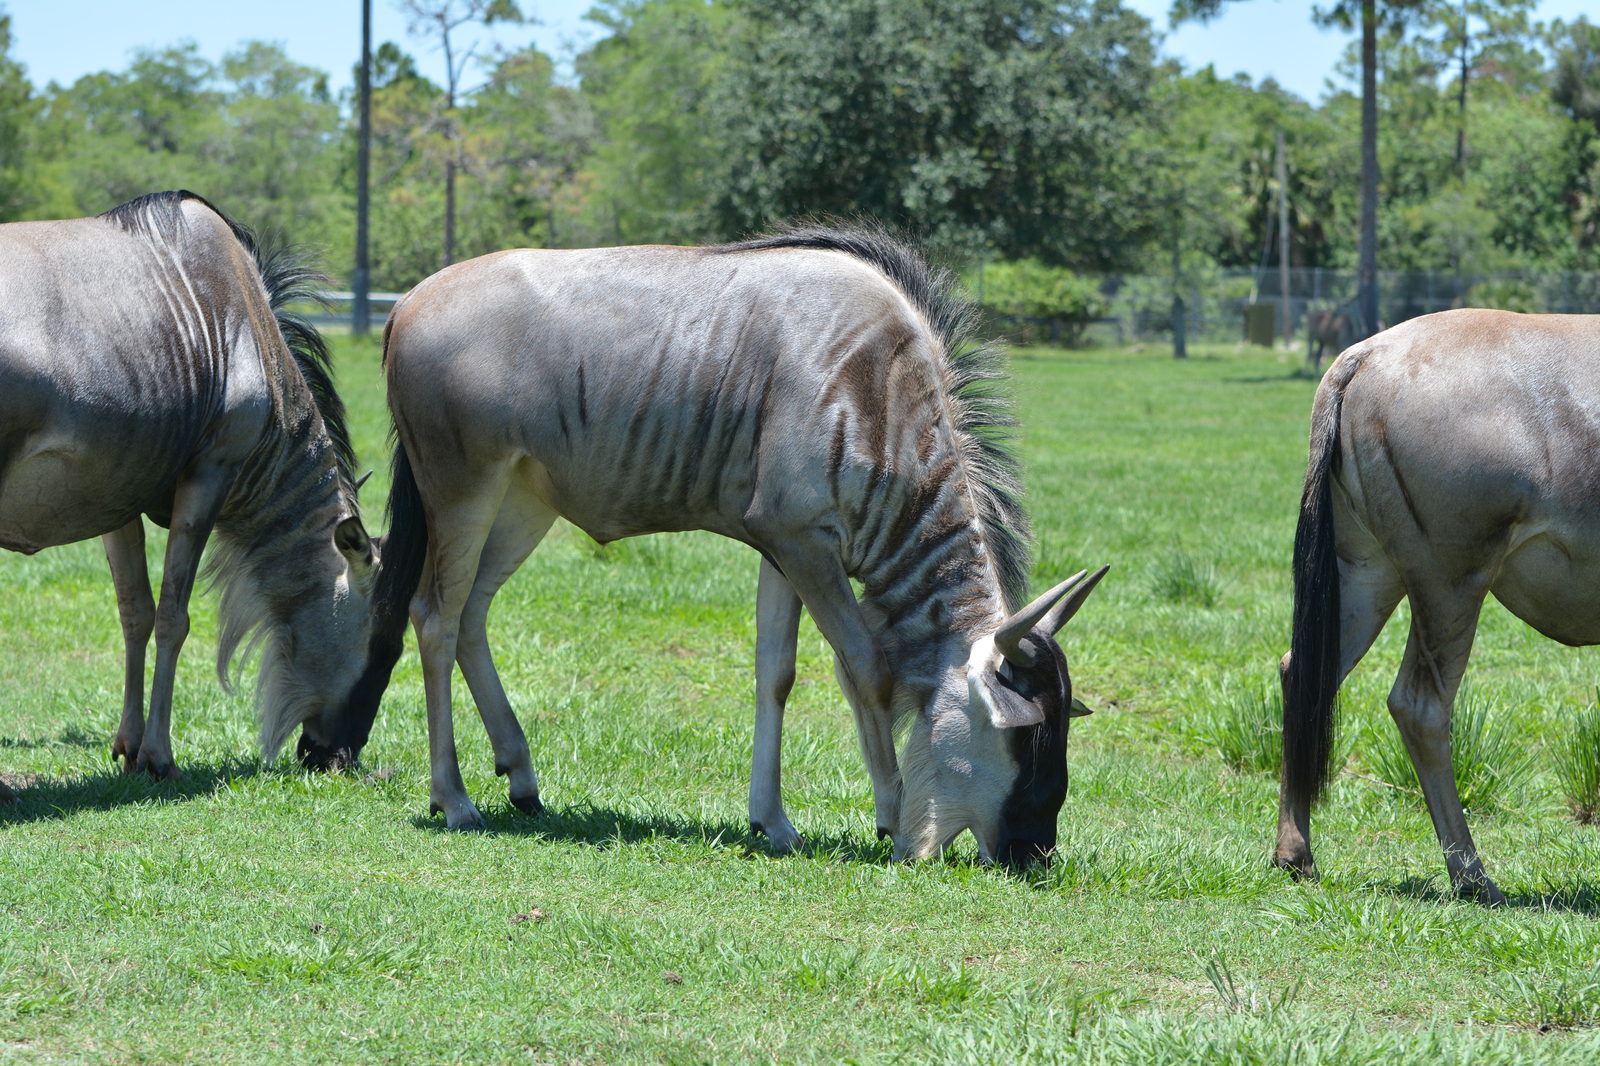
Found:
<box><xmin>877</xmin><ymin>826</ymin><xmax>893</xmax><ymax>842</ymax></box>
<box><xmin>1272</xmin><ymin>850</ymin><xmax>1317</xmax><ymax>882</ymax></box>
<box><xmin>431</xmin><ymin>797</ymin><xmax>485</xmax><ymax>830</ymax></box>
<box><xmin>135</xmin><ymin>754</ymin><xmax>180</xmax><ymax>781</ymax></box>
<box><xmin>752</xmin><ymin>819</ymin><xmax>803</xmax><ymax>855</ymax></box>
<box><xmin>510</xmin><ymin>792</ymin><xmax>543</xmax><ymax>817</ymax></box>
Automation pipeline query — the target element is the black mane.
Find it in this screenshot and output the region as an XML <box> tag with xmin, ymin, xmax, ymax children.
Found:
<box><xmin>100</xmin><ymin>191</ymin><xmax>356</xmax><ymax>486</ymax></box>
<box><xmin>716</xmin><ymin>221</ymin><xmax>1033</xmax><ymax>609</ymax></box>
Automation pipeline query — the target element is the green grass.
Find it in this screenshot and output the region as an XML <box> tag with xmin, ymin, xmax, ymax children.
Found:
<box><xmin>6</xmin><ymin>338</ymin><xmax>1600</xmax><ymax>1062</ymax></box>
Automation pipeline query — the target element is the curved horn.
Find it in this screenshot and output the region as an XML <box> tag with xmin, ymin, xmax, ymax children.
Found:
<box><xmin>1040</xmin><ymin>563</ymin><xmax>1110</xmax><ymax>635</ymax></box>
<box><xmin>354</xmin><ymin>470</ymin><xmax>374</xmax><ymax>492</ymax></box>
<box><xmin>994</xmin><ymin>569</ymin><xmax>1087</xmax><ymax>666</ymax></box>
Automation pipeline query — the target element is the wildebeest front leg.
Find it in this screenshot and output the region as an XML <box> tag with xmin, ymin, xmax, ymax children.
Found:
<box><xmin>750</xmin><ymin>558</ymin><xmax>803</xmax><ymax>853</ymax></box>
<box><xmin>1390</xmin><ymin>580</ymin><xmax>1504</xmax><ymax>906</ymax></box>
<box><xmin>763</xmin><ymin>539</ymin><xmax>901</xmax><ymax>843</ymax></box>
<box><xmin>139</xmin><ymin>467</ymin><xmax>230</xmax><ymax>779</ymax></box>
<box><xmin>102</xmin><ymin>520</ymin><xmax>155</xmax><ymax>772</ymax></box>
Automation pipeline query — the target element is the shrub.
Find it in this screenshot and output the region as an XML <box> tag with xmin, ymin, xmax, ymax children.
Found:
<box><xmin>972</xmin><ymin>259</ymin><xmax>1108</xmax><ymax>347</ymax></box>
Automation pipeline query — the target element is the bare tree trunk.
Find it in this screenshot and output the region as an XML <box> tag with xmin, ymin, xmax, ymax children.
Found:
<box><xmin>1357</xmin><ymin>0</ymin><xmax>1380</xmax><ymax>340</ymax></box>
<box><xmin>444</xmin><ymin>158</ymin><xmax>456</xmax><ymax>267</ymax></box>
<box><xmin>353</xmin><ymin>0</ymin><xmax>372</xmax><ymax>336</ymax></box>
<box><xmin>1171</xmin><ymin>225</ymin><xmax>1186</xmax><ymax>360</ymax></box>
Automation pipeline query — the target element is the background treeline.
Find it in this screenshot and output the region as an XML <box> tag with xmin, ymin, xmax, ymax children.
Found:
<box><xmin>2</xmin><ymin>0</ymin><xmax>1599</xmax><ymax>297</ymax></box>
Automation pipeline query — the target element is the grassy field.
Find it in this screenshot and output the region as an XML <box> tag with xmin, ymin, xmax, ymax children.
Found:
<box><xmin>5</xmin><ymin>336</ymin><xmax>1600</xmax><ymax>1063</ymax></box>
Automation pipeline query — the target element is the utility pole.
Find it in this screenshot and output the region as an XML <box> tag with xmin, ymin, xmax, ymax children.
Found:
<box><xmin>1276</xmin><ymin>129</ymin><xmax>1291</xmax><ymax>346</ymax></box>
<box><xmin>1356</xmin><ymin>0</ymin><xmax>1380</xmax><ymax>339</ymax></box>
<box><xmin>353</xmin><ymin>0</ymin><xmax>372</xmax><ymax>336</ymax></box>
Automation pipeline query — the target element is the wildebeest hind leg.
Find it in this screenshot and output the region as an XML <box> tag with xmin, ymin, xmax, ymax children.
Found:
<box><xmin>750</xmin><ymin>558</ymin><xmax>804</xmax><ymax>853</ymax></box>
<box><xmin>412</xmin><ymin>461</ymin><xmax>515</xmax><ymax>830</ymax></box>
<box><xmin>102</xmin><ymin>520</ymin><xmax>154</xmax><ymax>772</ymax></box>
<box><xmin>455</xmin><ymin>485</ymin><xmax>556</xmax><ymax>817</ymax></box>
<box><xmin>1389</xmin><ymin>578</ymin><xmax>1504</xmax><ymax>906</ymax></box>
<box><xmin>1276</xmin><ymin>556</ymin><xmax>1403</xmax><ymax>876</ymax></box>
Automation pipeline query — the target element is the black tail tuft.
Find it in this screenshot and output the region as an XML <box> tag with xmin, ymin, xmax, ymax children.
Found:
<box><xmin>1282</xmin><ymin>359</ymin><xmax>1361</xmax><ymax>810</ymax></box>
<box><xmin>374</xmin><ymin>441</ymin><xmax>429</xmax><ymax>643</ymax></box>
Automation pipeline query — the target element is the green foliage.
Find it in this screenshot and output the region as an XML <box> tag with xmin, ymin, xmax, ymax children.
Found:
<box><xmin>707</xmin><ymin>0</ymin><xmax>1163</xmax><ymax>268</ymax></box>
<box><xmin>973</xmin><ymin>259</ymin><xmax>1108</xmax><ymax>346</ymax></box>
<box><xmin>577</xmin><ymin>0</ymin><xmax>728</xmax><ymax>245</ymax></box>
<box><xmin>1555</xmin><ymin>695</ymin><xmax>1600</xmax><ymax>823</ymax></box>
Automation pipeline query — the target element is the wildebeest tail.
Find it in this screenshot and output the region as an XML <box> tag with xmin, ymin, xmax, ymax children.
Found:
<box><xmin>1282</xmin><ymin>357</ymin><xmax>1360</xmax><ymax>811</ymax></box>
<box><xmin>373</xmin><ymin>439</ymin><xmax>428</xmax><ymax>651</ymax></box>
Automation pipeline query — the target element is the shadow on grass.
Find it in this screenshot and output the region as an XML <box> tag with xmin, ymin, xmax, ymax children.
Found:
<box><xmin>1371</xmin><ymin>874</ymin><xmax>1600</xmax><ymax>916</ymax></box>
<box><xmin>407</xmin><ymin>800</ymin><xmax>901</xmax><ymax>865</ymax></box>
<box><xmin>0</xmin><ymin>726</ymin><xmax>105</xmax><ymax>750</ymax></box>
<box><xmin>0</xmin><ymin>756</ymin><xmax>263</xmax><ymax>825</ymax></box>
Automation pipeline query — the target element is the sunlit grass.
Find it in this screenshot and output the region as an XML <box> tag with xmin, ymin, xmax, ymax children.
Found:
<box><xmin>6</xmin><ymin>340</ymin><xmax>1600</xmax><ymax>1062</ymax></box>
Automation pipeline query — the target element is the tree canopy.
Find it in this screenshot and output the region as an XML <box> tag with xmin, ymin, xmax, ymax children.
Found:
<box><xmin>1</xmin><ymin>0</ymin><xmax>1598</xmax><ymax>294</ymax></box>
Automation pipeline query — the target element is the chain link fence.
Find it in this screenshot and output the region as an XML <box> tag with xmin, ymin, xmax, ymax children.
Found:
<box><xmin>1077</xmin><ymin>268</ymin><xmax>1600</xmax><ymax>348</ymax></box>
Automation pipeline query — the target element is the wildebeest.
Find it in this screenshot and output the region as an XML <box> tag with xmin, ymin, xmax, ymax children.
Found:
<box><xmin>1305</xmin><ymin>301</ymin><xmax>1358</xmax><ymax>373</ymax></box>
<box><xmin>1279</xmin><ymin>308</ymin><xmax>1600</xmax><ymax>905</ymax></box>
<box><xmin>0</xmin><ymin>191</ymin><xmax>377</xmax><ymax>791</ymax></box>
<box><xmin>324</xmin><ymin>225</ymin><xmax>1108</xmax><ymax>865</ymax></box>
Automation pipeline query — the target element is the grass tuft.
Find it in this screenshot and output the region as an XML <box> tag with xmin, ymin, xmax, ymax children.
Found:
<box><xmin>1556</xmin><ymin>693</ymin><xmax>1600</xmax><ymax>824</ymax></box>
<box><xmin>1362</xmin><ymin>687</ymin><xmax>1535</xmax><ymax>813</ymax></box>
<box><xmin>1202</xmin><ymin>953</ymin><xmax>1299</xmax><ymax>1016</ymax></box>
<box><xmin>1147</xmin><ymin>549</ymin><xmax>1223</xmax><ymax>607</ymax></box>
<box><xmin>1192</xmin><ymin>683</ymin><xmax>1283</xmax><ymax>774</ymax></box>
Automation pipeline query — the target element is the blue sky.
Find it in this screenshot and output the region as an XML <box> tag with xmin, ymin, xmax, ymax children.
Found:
<box><xmin>5</xmin><ymin>0</ymin><xmax>1597</xmax><ymax>104</ymax></box>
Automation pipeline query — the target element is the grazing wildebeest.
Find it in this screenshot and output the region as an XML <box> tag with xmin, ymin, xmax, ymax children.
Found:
<box><xmin>324</xmin><ymin>225</ymin><xmax>1108</xmax><ymax>865</ymax></box>
<box><xmin>1305</xmin><ymin>301</ymin><xmax>1357</xmax><ymax>373</ymax></box>
<box><xmin>1278</xmin><ymin>307</ymin><xmax>1600</xmax><ymax>905</ymax></box>
<box><xmin>0</xmin><ymin>191</ymin><xmax>378</xmax><ymax>792</ymax></box>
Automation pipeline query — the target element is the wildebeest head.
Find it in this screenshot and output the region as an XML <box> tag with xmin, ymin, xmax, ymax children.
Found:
<box><xmin>896</xmin><ymin>566</ymin><xmax>1107</xmax><ymax>868</ymax></box>
<box><xmin>280</xmin><ymin>520</ymin><xmax>386</xmax><ymax>770</ymax></box>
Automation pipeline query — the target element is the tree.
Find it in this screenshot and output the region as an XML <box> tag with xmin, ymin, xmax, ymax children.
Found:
<box><xmin>1174</xmin><ymin>0</ymin><xmax>1426</xmax><ymax>339</ymax></box>
<box><xmin>0</xmin><ymin>7</ymin><xmax>37</xmax><ymax>221</ymax></box>
<box><xmin>396</xmin><ymin>0</ymin><xmax>525</xmax><ymax>267</ymax></box>
<box><xmin>577</xmin><ymin>0</ymin><xmax>729</xmax><ymax>244</ymax></box>
<box><xmin>707</xmin><ymin>0</ymin><xmax>1163</xmax><ymax>269</ymax></box>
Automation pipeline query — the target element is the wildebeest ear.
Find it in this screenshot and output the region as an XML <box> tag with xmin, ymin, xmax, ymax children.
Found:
<box><xmin>335</xmin><ymin>516</ymin><xmax>375</xmax><ymax>570</ymax></box>
<box><xmin>973</xmin><ymin>666</ymin><xmax>1047</xmax><ymax>730</ymax></box>
<box><xmin>1069</xmin><ymin>697</ymin><xmax>1093</xmax><ymax>718</ymax></box>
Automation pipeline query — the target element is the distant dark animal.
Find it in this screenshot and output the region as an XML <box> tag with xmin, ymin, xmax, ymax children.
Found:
<box><xmin>0</xmin><ymin>191</ymin><xmax>377</xmax><ymax>793</ymax></box>
<box><xmin>326</xmin><ymin>225</ymin><xmax>1108</xmax><ymax>866</ymax></box>
<box><xmin>1305</xmin><ymin>303</ymin><xmax>1356</xmax><ymax>373</ymax></box>
<box><xmin>1279</xmin><ymin>308</ymin><xmax>1600</xmax><ymax>905</ymax></box>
